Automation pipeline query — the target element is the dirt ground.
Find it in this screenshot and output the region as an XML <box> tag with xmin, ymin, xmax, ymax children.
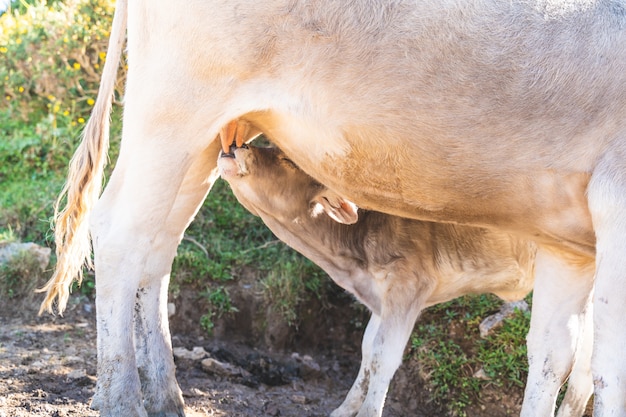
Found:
<box><xmin>0</xmin><ymin>290</ymin><xmax>529</xmax><ymax>417</ymax></box>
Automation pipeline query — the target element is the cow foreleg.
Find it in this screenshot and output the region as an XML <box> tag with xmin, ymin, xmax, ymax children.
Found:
<box><xmin>521</xmin><ymin>249</ymin><xmax>594</xmax><ymax>417</ymax></box>
<box><xmin>331</xmin><ymin>314</ymin><xmax>381</xmax><ymax>417</ymax></box>
<box><xmin>556</xmin><ymin>300</ymin><xmax>593</xmax><ymax>417</ymax></box>
<box><xmin>587</xmin><ymin>148</ymin><xmax>626</xmax><ymax>417</ymax></box>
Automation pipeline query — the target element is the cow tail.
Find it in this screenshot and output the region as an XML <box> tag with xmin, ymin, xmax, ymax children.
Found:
<box><xmin>38</xmin><ymin>0</ymin><xmax>128</xmax><ymax>315</ymax></box>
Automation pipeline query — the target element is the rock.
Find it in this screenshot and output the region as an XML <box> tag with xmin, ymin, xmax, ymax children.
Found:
<box><xmin>263</xmin><ymin>402</ymin><xmax>281</xmax><ymax>416</ymax></box>
<box><xmin>184</xmin><ymin>387</ymin><xmax>208</xmax><ymax>397</ymax></box>
<box><xmin>173</xmin><ymin>346</ymin><xmax>208</xmax><ymax>361</ymax></box>
<box><xmin>291</xmin><ymin>353</ymin><xmax>322</xmax><ymax>380</ymax></box>
<box><xmin>0</xmin><ymin>242</ymin><xmax>51</xmax><ymax>270</ymax></box>
<box><xmin>473</xmin><ymin>367</ymin><xmax>491</xmax><ymax>380</ymax></box>
<box><xmin>168</xmin><ymin>302</ymin><xmax>176</xmax><ymax>317</ymax></box>
<box><xmin>291</xmin><ymin>394</ymin><xmax>308</xmax><ymax>404</ymax></box>
<box><xmin>173</xmin><ymin>347</ymin><xmax>191</xmax><ymax>359</ymax></box>
<box><xmin>66</xmin><ymin>369</ymin><xmax>87</xmax><ymax>380</ymax></box>
<box><xmin>479</xmin><ymin>300</ymin><xmax>529</xmax><ymax>338</ymax></box>
<box><xmin>201</xmin><ymin>357</ymin><xmax>250</xmax><ymax>377</ymax></box>
<box><xmin>29</xmin><ymin>360</ymin><xmax>46</xmax><ymax>371</ymax></box>
<box><xmin>61</xmin><ymin>356</ymin><xmax>84</xmax><ymax>365</ymax></box>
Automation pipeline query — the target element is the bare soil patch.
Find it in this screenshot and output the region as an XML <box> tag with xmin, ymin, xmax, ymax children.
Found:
<box><xmin>0</xmin><ymin>287</ymin><xmax>528</xmax><ymax>417</ymax></box>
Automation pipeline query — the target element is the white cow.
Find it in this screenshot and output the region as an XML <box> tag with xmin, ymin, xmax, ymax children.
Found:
<box><xmin>218</xmin><ymin>143</ymin><xmax>593</xmax><ymax>417</ymax></box>
<box><xmin>39</xmin><ymin>0</ymin><xmax>623</xmax><ymax>416</ymax></box>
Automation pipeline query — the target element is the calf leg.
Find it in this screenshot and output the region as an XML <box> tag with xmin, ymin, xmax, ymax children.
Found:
<box><xmin>587</xmin><ymin>148</ymin><xmax>626</xmax><ymax>417</ymax></box>
<box><xmin>521</xmin><ymin>249</ymin><xmax>594</xmax><ymax>417</ymax></box>
<box><xmin>355</xmin><ymin>277</ymin><xmax>427</xmax><ymax>417</ymax></box>
<box><xmin>331</xmin><ymin>314</ymin><xmax>381</xmax><ymax>417</ymax></box>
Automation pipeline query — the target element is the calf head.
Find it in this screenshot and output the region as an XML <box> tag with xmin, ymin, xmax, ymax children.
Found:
<box><xmin>218</xmin><ymin>145</ymin><xmax>358</xmax><ymax>225</ymax></box>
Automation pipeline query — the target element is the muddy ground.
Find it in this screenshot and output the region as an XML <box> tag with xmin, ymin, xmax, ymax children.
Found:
<box><xmin>0</xmin><ymin>289</ymin><xmax>527</xmax><ymax>417</ymax></box>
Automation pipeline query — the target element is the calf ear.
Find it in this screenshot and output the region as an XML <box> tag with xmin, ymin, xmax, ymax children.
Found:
<box><xmin>311</xmin><ymin>190</ymin><xmax>358</xmax><ymax>225</ymax></box>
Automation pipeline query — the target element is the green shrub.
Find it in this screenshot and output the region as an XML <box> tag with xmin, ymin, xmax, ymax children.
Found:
<box><xmin>171</xmin><ymin>176</ymin><xmax>332</xmax><ymax>331</ymax></box>
<box><xmin>1</xmin><ymin>0</ymin><xmax>124</xmax><ymax>122</ymax></box>
<box><xmin>0</xmin><ymin>0</ymin><xmax>123</xmax><ymax>244</ymax></box>
<box><xmin>0</xmin><ymin>247</ymin><xmax>48</xmax><ymax>300</ymax></box>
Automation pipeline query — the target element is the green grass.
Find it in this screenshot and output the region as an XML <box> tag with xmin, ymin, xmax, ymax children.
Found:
<box><xmin>259</xmin><ymin>251</ymin><xmax>327</xmax><ymax>327</ymax></box>
<box><xmin>199</xmin><ymin>285</ymin><xmax>239</xmax><ymax>335</ymax></box>
<box><xmin>410</xmin><ymin>294</ymin><xmax>531</xmax><ymax>416</ymax></box>
<box><xmin>171</xmin><ymin>174</ymin><xmax>331</xmax><ymax>333</ymax></box>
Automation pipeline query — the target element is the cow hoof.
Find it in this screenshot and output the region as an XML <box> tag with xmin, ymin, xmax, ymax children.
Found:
<box><xmin>90</xmin><ymin>389</ymin><xmax>150</xmax><ymax>417</ymax></box>
<box><xmin>142</xmin><ymin>381</ymin><xmax>186</xmax><ymax>417</ymax></box>
<box><xmin>145</xmin><ymin>397</ymin><xmax>185</xmax><ymax>417</ymax></box>
<box><xmin>90</xmin><ymin>400</ymin><xmax>149</xmax><ymax>417</ymax></box>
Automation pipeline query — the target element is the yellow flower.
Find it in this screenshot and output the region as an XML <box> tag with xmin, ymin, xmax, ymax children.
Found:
<box><xmin>73</xmin><ymin>62</ymin><xmax>81</xmax><ymax>70</ymax></box>
<box><xmin>78</xmin><ymin>117</ymin><xmax>85</xmax><ymax>124</ymax></box>
<box><xmin>53</xmin><ymin>103</ymin><xmax>61</xmax><ymax>113</ymax></box>
<box><xmin>63</xmin><ymin>36</ymin><xmax>69</xmax><ymax>43</ymax></box>
<box><xmin>15</xmin><ymin>38</ymin><xmax>22</xmax><ymax>45</ymax></box>
<box><xmin>18</xmin><ymin>86</ymin><xmax>24</xmax><ymax>93</ymax></box>
<box><xmin>47</xmin><ymin>94</ymin><xmax>55</xmax><ymax>101</ymax></box>
<box><xmin>99</xmin><ymin>51</ymin><xmax>106</xmax><ymax>61</ymax></box>
<box><xmin>87</xmin><ymin>98</ymin><xmax>95</xmax><ymax>106</ymax></box>
<box><xmin>63</xmin><ymin>110</ymin><xmax>70</xmax><ymax>116</ymax></box>
<box><xmin>5</xmin><ymin>95</ymin><xmax>11</xmax><ymax>101</ymax></box>
<box><xmin>0</xmin><ymin>47</ymin><xmax>7</xmax><ymax>53</ymax></box>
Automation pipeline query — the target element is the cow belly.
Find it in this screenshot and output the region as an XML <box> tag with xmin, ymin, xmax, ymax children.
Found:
<box><xmin>258</xmin><ymin>122</ymin><xmax>594</xmax><ymax>255</ymax></box>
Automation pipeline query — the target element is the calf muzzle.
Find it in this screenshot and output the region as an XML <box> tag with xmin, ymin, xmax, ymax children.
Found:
<box><xmin>219</xmin><ymin>143</ymin><xmax>249</xmax><ymax>159</ymax></box>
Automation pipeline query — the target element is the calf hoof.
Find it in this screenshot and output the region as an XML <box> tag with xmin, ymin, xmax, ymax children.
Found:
<box><xmin>330</xmin><ymin>405</ymin><xmax>360</xmax><ymax>417</ymax></box>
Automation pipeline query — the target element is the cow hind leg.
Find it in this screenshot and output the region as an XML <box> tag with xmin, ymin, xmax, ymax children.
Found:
<box><xmin>134</xmin><ymin>140</ymin><xmax>221</xmax><ymax>416</ymax></box>
<box><xmin>587</xmin><ymin>146</ymin><xmax>626</xmax><ymax>417</ymax></box>
<box><xmin>135</xmin><ymin>275</ymin><xmax>184</xmax><ymax>417</ymax></box>
<box><xmin>520</xmin><ymin>249</ymin><xmax>594</xmax><ymax>417</ymax></box>
<box><xmin>556</xmin><ymin>300</ymin><xmax>594</xmax><ymax>417</ymax></box>
<box><xmin>89</xmin><ymin>126</ymin><xmax>220</xmax><ymax>416</ymax></box>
